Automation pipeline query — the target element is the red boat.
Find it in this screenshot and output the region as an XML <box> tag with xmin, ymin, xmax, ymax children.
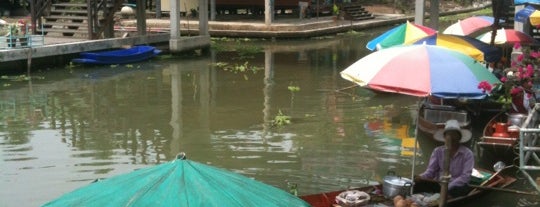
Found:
<box><xmin>299</xmin><ymin>168</ymin><xmax>515</xmax><ymax>207</ymax></box>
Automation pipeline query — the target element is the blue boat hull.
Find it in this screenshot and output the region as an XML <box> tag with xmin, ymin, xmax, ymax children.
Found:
<box><xmin>72</xmin><ymin>45</ymin><xmax>161</xmax><ymax>64</ymax></box>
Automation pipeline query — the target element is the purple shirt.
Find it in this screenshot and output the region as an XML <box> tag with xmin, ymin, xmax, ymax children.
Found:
<box><xmin>419</xmin><ymin>145</ymin><xmax>474</xmax><ymax>190</ymax></box>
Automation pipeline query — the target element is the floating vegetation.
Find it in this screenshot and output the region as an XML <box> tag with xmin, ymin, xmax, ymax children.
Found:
<box><xmin>272</xmin><ymin>110</ymin><xmax>291</xmax><ymax>127</ymax></box>
<box><xmin>0</xmin><ymin>75</ymin><xmax>45</xmax><ymax>87</ymax></box>
<box><xmin>1</xmin><ymin>75</ymin><xmax>33</xmax><ymax>81</ymax></box>
<box><xmin>288</xmin><ymin>85</ymin><xmax>300</xmax><ymax>92</ymax></box>
<box><xmin>287</xmin><ymin>181</ymin><xmax>298</xmax><ymax>196</ymax></box>
<box><xmin>212</xmin><ymin>61</ymin><xmax>262</xmax><ymax>80</ymax></box>
<box><xmin>65</xmin><ymin>61</ymin><xmax>79</xmax><ymax>69</ymax></box>
<box><xmin>211</xmin><ymin>38</ymin><xmax>262</xmax><ymax>59</ymax></box>
<box><xmin>236</xmin><ymin>45</ymin><xmax>262</xmax><ymax>59</ymax></box>
<box><xmin>156</xmin><ymin>54</ymin><xmax>174</xmax><ymax>60</ymax></box>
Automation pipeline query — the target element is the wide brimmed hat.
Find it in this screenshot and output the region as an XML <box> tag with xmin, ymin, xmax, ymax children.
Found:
<box><xmin>434</xmin><ymin>119</ymin><xmax>472</xmax><ymax>143</ymax></box>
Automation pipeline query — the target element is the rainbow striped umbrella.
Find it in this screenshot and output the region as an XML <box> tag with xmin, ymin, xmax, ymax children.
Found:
<box><xmin>341</xmin><ymin>45</ymin><xmax>500</xmax><ymax>99</ymax></box>
<box><xmin>443</xmin><ymin>16</ymin><xmax>498</xmax><ymax>37</ymax></box>
<box><xmin>476</xmin><ymin>28</ymin><xmax>537</xmax><ymax>45</ymax></box>
<box><xmin>366</xmin><ymin>21</ymin><xmax>436</xmax><ymax>51</ymax></box>
<box><xmin>410</xmin><ymin>34</ymin><xmax>502</xmax><ymax>62</ymax></box>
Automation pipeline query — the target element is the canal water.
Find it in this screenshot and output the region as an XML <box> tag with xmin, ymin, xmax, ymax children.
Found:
<box><xmin>1</xmin><ymin>29</ymin><xmax>538</xmax><ymax>206</ymax></box>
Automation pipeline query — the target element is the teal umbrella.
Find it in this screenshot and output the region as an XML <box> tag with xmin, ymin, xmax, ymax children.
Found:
<box><xmin>42</xmin><ymin>153</ymin><xmax>310</xmax><ymax>207</ymax></box>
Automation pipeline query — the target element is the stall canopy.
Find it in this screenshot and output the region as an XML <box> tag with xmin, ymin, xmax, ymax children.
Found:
<box><xmin>515</xmin><ymin>0</ymin><xmax>540</xmax><ymax>5</ymax></box>
<box><xmin>515</xmin><ymin>5</ymin><xmax>540</xmax><ymax>26</ymax></box>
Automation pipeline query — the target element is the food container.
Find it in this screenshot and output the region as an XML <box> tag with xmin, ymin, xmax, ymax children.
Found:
<box><xmin>507</xmin><ymin>113</ymin><xmax>527</xmax><ymax>127</ymax></box>
<box><xmin>335</xmin><ymin>190</ymin><xmax>370</xmax><ymax>207</ymax></box>
<box><xmin>507</xmin><ymin>125</ymin><xmax>520</xmax><ymax>138</ymax></box>
<box><xmin>382</xmin><ymin>171</ymin><xmax>413</xmax><ymax>199</ymax></box>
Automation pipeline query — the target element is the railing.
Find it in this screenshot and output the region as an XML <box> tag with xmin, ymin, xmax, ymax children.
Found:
<box><xmin>518</xmin><ymin>103</ymin><xmax>540</xmax><ymax>194</ymax></box>
<box><xmin>0</xmin><ymin>35</ymin><xmax>45</xmax><ymax>49</ymax></box>
<box><xmin>0</xmin><ymin>24</ymin><xmax>45</xmax><ymax>49</ymax></box>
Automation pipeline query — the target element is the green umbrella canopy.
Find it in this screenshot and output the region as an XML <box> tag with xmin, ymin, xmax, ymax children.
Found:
<box><xmin>42</xmin><ymin>153</ymin><xmax>310</xmax><ymax>207</ymax></box>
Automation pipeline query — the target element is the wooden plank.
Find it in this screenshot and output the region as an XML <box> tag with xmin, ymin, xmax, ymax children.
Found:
<box><xmin>52</xmin><ymin>3</ymin><xmax>87</xmax><ymax>8</ymax></box>
<box><xmin>46</xmin><ymin>15</ymin><xmax>89</xmax><ymax>20</ymax></box>
<box><xmin>44</xmin><ymin>22</ymin><xmax>88</xmax><ymax>27</ymax></box>
<box><xmin>49</xmin><ymin>9</ymin><xmax>89</xmax><ymax>15</ymax></box>
<box><xmin>38</xmin><ymin>28</ymin><xmax>88</xmax><ymax>34</ymax></box>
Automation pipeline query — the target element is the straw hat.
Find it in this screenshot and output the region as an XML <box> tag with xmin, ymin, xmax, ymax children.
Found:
<box><xmin>433</xmin><ymin>119</ymin><xmax>472</xmax><ymax>143</ymax></box>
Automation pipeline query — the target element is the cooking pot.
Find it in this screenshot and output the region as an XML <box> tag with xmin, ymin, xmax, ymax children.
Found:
<box><xmin>382</xmin><ymin>171</ymin><xmax>413</xmax><ymax>199</ymax></box>
<box><xmin>507</xmin><ymin>113</ymin><xmax>527</xmax><ymax>127</ymax></box>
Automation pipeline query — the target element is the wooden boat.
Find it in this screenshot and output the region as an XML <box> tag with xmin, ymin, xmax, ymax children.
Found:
<box><xmin>71</xmin><ymin>45</ymin><xmax>161</xmax><ymax>64</ymax></box>
<box><xmin>477</xmin><ymin>112</ymin><xmax>527</xmax><ymax>154</ymax></box>
<box><xmin>299</xmin><ymin>168</ymin><xmax>515</xmax><ymax>207</ymax></box>
<box><xmin>417</xmin><ymin>100</ymin><xmax>471</xmax><ymax>139</ymax></box>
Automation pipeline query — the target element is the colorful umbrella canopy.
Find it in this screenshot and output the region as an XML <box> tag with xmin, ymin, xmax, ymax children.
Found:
<box><xmin>410</xmin><ymin>34</ymin><xmax>502</xmax><ymax>62</ymax></box>
<box><xmin>477</xmin><ymin>28</ymin><xmax>537</xmax><ymax>45</ymax></box>
<box><xmin>515</xmin><ymin>0</ymin><xmax>540</xmax><ymax>5</ymax></box>
<box><xmin>366</xmin><ymin>21</ymin><xmax>437</xmax><ymax>51</ymax></box>
<box><xmin>42</xmin><ymin>154</ymin><xmax>310</xmax><ymax>207</ymax></box>
<box><xmin>340</xmin><ymin>45</ymin><xmax>501</xmax><ymax>99</ymax></box>
<box><xmin>443</xmin><ymin>16</ymin><xmax>498</xmax><ymax>37</ymax></box>
<box><xmin>515</xmin><ymin>5</ymin><xmax>540</xmax><ymax>26</ymax></box>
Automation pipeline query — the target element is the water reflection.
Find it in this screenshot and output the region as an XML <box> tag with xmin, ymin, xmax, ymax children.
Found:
<box><xmin>4</xmin><ymin>30</ymin><xmax>525</xmax><ymax>206</ymax></box>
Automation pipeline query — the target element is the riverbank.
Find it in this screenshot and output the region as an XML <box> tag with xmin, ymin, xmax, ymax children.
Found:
<box><xmin>0</xmin><ymin>2</ymin><xmax>492</xmax><ymax>72</ymax></box>
<box><xmin>116</xmin><ymin>2</ymin><xmax>491</xmax><ymax>38</ymax></box>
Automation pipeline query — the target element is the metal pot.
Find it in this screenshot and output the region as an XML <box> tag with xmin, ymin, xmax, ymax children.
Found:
<box><xmin>382</xmin><ymin>171</ymin><xmax>413</xmax><ymax>199</ymax></box>
<box><xmin>507</xmin><ymin>113</ymin><xmax>527</xmax><ymax>127</ymax></box>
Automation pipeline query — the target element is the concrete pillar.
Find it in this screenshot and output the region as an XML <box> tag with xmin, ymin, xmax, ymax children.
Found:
<box><xmin>429</xmin><ymin>0</ymin><xmax>439</xmax><ymax>30</ymax></box>
<box><xmin>170</xmin><ymin>0</ymin><xmax>181</xmax><ymax>38</ymax></box>
<box><xmin>156</xmin><ymin>0</ymin><xmax>161</xmax><ymax>18</ymax></box>
<box><xmin>210</xmin><ymin>0</ymin><xmax>216</xmax><ymax>21</ymax></box>
<box><xmin>136</xmin><ymin>0</ymin><xmax>147</xmax><ymax>36</ymax></box>
<box><xmin>515</xmin><ymin>5</ymin><xmax>526</xmax><ymax>32</ymax></box>
<box><xmin>199</xmin><ymin>0</ymin><xmax>209</xmax><ymax>35</ymax></box>
<box><xmin>414</xmin><ymin>0</ymin><xmax>425</xmax><ymax>25</ymax></box>
<box><xmin>265</xmin><ymin>0</ymin><xmax>274</xmax><ymax>26</ymax></box>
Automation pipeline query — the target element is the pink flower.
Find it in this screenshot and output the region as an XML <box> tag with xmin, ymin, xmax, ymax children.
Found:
<box><xmin>501</xmin><ymin>77</ymin><xmax>507</xmax><ymax>82</ymax></box>
<box><xmin>526</xmin><ymin>64</ymin><xmax>534</xmax><ymax>77</ymax></box>
<box><xmin>514</xmin><ymin>43</ymin><xmax>522</xmax><ymax>49</ymax></box>
<box><xmin>531</xmin><ymin>51</ymin><xmax>540</xmax><ymax>58</ymax></box>
<box><xmin>477</xmin><ymin>81</ymin><xmax>493</xmax><ymax>93</ymax></box>
<box><xmin>517</xmin><ymin>54</ymin><xmax>524</xmax><ymax>62</ymax></box>
<box><xmin>511</xmin><ymin>87</ymin><xmax>523</xmax><ymax>95</ymax></box>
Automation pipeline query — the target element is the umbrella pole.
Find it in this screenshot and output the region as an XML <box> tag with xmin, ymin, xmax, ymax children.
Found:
<box><xmin>335</xmin><ymin>84</ymin><xmax>358</xmax><ymax>91</ymax></box>
<box><xmin>410</xmin><ymin>97</ymin><xmax>425</xmax><ymax>194</ymax></box>
<box><xmin>439</xmin><ymin>137</ymin><xmax>451</xmax><ymax>207</ymax></box>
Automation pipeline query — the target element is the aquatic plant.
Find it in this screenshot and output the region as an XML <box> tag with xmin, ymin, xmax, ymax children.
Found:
<box><xmin>273</xmin><ymin>110</ymin><xmax>291</xmax><ymax>126</ymax></box>
<box><xmin>287</xmin><ymin>85</ymin><xmax>300</xmax><ymax>92</ymax></box>
<box><xmin>212</xmin><ymin>61</ymin><xmax>262</xmax><ymax>80</ymax></box>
